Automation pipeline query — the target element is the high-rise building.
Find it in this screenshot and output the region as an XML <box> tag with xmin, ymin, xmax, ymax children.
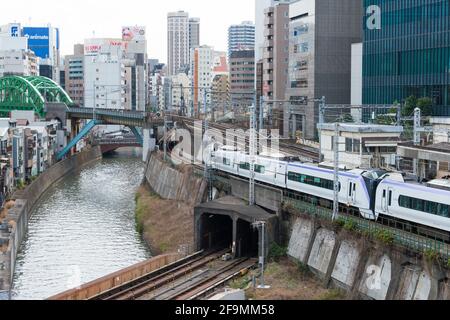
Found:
<box><xmin>362</xmin><ymin>0</ymin><xmax>450</xmax><ymax>116</ymax></box>
<box><xmin>167</xmin><ymin>11</ymin><xmax>190</xmax><ymax>76</ymax></box>
<box><xmin>262</xmin><ymin>2</ymin><xmax>290</xmax><ymax>103</ymax></box>
<box><xmin>22</xmin><ymin>25</ymin><xmax>61</xmax><ymax>83</ymax></box>
<box><xmin>64</xmin><ymin>44</ymin><xmax>85</xmax><ymax>106</ymax></box>
<box><xmin>284</xmin><ymin>0</ymin><xmax>363</xmax><ymax>140</ymax></box>
<box><xmin>228</xmin><ymin>21</ymin><xmax>255</xmax><ymax>58</ymax></box>
<box><xmin>190</xmin><ymin>46</ymin><xmax>214</xmax><ymax>115</ymax></box>
<box><xmin>255</xmin><ymin>0</ymin><xmax>274</xmax><ymax>62</ymax></box>
<box><xmin>229</xmin><ymin>50</ymin><xmax>255</xmax><ymax>108</ymax></box>
<box><xmin>255</xmin><ymin>0</ymin><xmax>292</xmax><ymax>62</ymax></box>
<box><xmin>189</xmin><ymin>18</ymin><xmax>200</xmax><ymax>51</ymax></box>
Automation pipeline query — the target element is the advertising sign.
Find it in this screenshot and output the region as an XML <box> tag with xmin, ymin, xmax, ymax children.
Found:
<box><xmin>23</xmin><ymin>27</ymin><xmax>50</xmax><ymax>59</ymax></box>
<box><xmin>122</xmin><ymin>26</ymin><xmax>146</xmax><ymax>41</ymax></box>
<box><xmin>10</xmin><ymin>25</ymin><xmax>19</xmax><ymax>37</ymax></box>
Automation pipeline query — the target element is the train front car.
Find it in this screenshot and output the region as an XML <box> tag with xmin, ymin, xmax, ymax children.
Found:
<box><xmin>285</xmin><ymin>163</ymin><xmax>377</xmax><ymax>220</ymax></box>
<box><xmin>375</xmin><ymin>175</ymin><xmax>450</xmax><ymax>239</ymax></box>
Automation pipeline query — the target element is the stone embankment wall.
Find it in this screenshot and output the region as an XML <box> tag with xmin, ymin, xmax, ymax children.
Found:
<box><xmin>144</xmin><ymin>153</ymin><xmax>207</xmax><ymax>206</ymax></box>
<box><xmin>287</xmin><ymin>214</ymin><xmax>450</xmax><ymax>300</ymax></box>
<box><xmin>0</xmin><ymin>147</ymin><xmax>103</xmax><ymax>298</ymax></box>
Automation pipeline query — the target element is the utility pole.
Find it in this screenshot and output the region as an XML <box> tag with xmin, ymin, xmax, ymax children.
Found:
<box><xmin>333</xmin><ymin>123</ymin><xmax>340</xmax><ymax>221</ymax></box>
<box><xmin>259</xmin><ymin>97</ymin><xmax>264</xmax><ymax>131</ymax></box>
<box><xmin>203</xmin><ymin>89</ymin><xmax>213</xmax><ymax>201</ymax></box>
<box><xmin>318</xmin><ymin>96</ymin><xmax>326</xmax><ymax>163</ymax></box>
<box><xmin>413</xmin><ymin>108</ymin><xmax>421</xmax><ymax>180</ymax></box>
<box><xmin>163</xmin><ymin>115</ymin><xmax>168</xmax><ymax>161</ymax></box>
<box><xmin>249</xmin><ymin>104</ymin><xmax>257</xmax><ymax>206</ymax></box>
<box><xmin>253</xmin><ymin>221</ymin><xmax>270</xmax><ymax>289</ymax></box>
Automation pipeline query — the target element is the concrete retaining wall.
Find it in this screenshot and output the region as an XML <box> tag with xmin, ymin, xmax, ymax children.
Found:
<box><xmin>48</xmin><ymin>253</ymin><xmax>180</xmax><ymax>300</ymax></box>
<box><xmin>228</xmin><ymin>176</ymin><xmax>283</xmax><ymax>214</ymax></box>
<box><xmin>144</xmin><ymin>153</ymin><xmax>206</xmax><ymax>206</ymax></box>
<box><xmin>0</xmin><ymin>146</ymin><xmax>102</xmax><ymax>298</ymax></box>
<box><xmin>287</xmin><ymin>215</ymin><xmax>450</xmax><ymax>300</ymax></box>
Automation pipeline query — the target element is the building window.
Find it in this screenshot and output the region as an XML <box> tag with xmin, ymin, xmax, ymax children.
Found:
<box><xmin>345</xmin><ymin>138</ymin><xmax>361</xmax><ymax>153</ymax></box>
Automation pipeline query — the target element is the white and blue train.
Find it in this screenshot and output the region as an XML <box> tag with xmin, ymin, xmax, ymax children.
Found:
<box><xmin>210</xmin><ymin>146</ymin><xmax>450</xmax><ymax>236</ymax></box>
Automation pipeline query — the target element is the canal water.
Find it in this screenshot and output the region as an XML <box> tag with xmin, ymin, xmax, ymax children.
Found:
<box><xmin>11</xmin><ymin>148</ymin><xmax>151</xmax><ymax>300</ymax></box>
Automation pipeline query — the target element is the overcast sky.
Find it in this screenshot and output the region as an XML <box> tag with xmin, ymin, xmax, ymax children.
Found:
<box><xmin>0</xmin><ymin>0</ymin><xmax>255</xmax><ymax>62</ymax></box>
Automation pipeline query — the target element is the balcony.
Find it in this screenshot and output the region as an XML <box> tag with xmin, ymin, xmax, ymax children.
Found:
<box><xmin>264</xmin><ymin>28</ymin><xmax>274</xmax><ymax>37</ymax></box>
<box><xmin>264</xmin><ymin>39</ymin><xmax>274</xmax><ymax>48</ymax></box>
<box><xmin>263</xmin><ymin>73</ymin><xmax>274</xmax><ymax>82</ymax></box>
<box><xmin>264</xmin><ymin>16</ymin><xmax>274</xmax><ymax>26</ymax></box>
<box><xmin>263</xmin><ymin>50</ymin><xmax>274</xmax><ymax>60</ymax></box>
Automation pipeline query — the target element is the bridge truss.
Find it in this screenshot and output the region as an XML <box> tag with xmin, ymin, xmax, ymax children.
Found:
<box><xmin>0</xmin><ymin>75</ymin><xmax>73</xmax><ymax>117</ymax></box>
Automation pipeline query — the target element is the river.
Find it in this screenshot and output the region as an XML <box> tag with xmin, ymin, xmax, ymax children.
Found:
<box><xmin>11</xmin><ymin>148</ymin><xmax>151</xmax><ymax>300</ymax></box>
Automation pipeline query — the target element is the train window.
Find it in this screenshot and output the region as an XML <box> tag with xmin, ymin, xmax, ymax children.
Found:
<box><xmin>239</xmin><ymin>162</ymin><xmax>250</xmax><ymax>171</ymax></box>
<box><xmin>255</xmin><ymin>165</ymin><xmax>265</xmax><ymax>174</ymax></box>
<box><xmin>399</xmin><ymin>195</ymin><xmax>450</xmax><ymax>218</ymax></box>
<box><xmin>383</xmin><ymin>190</ymin><xmax>386</xmax><ymax>199</ymax></box>
<box><xmin>388</xmin><ymin>191</ymin><xmax>393</xmax><ymax>206</ymax></box>
<box><xmin>223</xmin><ymin>158</ymin><xmax>231</xmax><ymax>166</ymax></box>
<box><xmin>288</xmin><ymin>172</ymin><xmax>341</xmax><ymax>191</ymax></box>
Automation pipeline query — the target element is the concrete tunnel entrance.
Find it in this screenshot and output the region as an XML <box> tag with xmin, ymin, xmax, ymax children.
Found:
<box><xmin>194</xmin><ymin>196</ymin><xmax>278</xmax><ymax>259</ymax></box>
<box><xmin>200</xmin><ymin>214</ymin><xmax>233</xmax><ymax>251</ymax></box>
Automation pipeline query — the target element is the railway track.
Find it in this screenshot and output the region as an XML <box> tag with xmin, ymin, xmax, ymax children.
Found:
<box><xmin>174</xmin><ymin>116</ymin><xmax>319</xmax><ymax>162</ymax></box>
<box><xmin>89</xmin><ymin>248</ymin><xmax>230</xmax><ymax>300</ymax></box>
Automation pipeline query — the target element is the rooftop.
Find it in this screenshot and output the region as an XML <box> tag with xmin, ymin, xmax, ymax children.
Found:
<box><xmin>318</xmin><ymin>123</ymin><xmax>404</xmax><ymax>134</ymax></box>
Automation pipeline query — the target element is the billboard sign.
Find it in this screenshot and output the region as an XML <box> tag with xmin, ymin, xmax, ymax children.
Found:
<box><xmin>122</xmin><ymin>26</ymin><xmax>146</xmax><ymax>41</ymax></box>
<box><xmin>10</xmin><ymin>25</ymin><xmax>19</xmax><ymax>37</ymax></box>
<box><xmin>23</xmin><ymin>27</ymin><xmax>50</xmax><ymax>59</ymax></box>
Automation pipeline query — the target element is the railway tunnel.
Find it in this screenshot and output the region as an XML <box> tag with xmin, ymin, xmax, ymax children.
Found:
<box><xmin>194</xmin><ymin>196</ymin><xmax>278</xmax><ymax>259</ymax></box>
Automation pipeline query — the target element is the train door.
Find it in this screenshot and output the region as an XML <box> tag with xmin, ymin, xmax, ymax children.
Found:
<box><xmin>380</xmin><ymin>187</ymin><xmax>391</xmax><ymax>214</ymax></box>
<box><xmin>348</xmin><ymin>179</ymin><xmax>357</xmax><ymax>205</ymax></box>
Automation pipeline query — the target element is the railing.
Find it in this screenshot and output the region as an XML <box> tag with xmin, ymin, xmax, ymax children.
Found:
<box><xmin>283</xmin><ymin>192</ymin><xmax>450</xmax><ymax>261</ymax></box>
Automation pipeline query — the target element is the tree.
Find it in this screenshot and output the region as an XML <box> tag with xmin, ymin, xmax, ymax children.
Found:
<box><xmin>417</xmin><ymin>97</ymin><xmax>433</xmax><ymax>116</ymax></box>
<box><xmin>401</xmin><ymin>95</ymin><xmax>433</xmax><ymax>117</ymax></box>
<box><xmin>402</xmin><ymin>95</ymin><xmax>418</xmax><ymax>116</ymax></box>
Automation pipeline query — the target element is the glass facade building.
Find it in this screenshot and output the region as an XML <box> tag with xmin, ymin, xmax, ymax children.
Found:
<box><xmin>363</xmin><ymin>0</ymin><xmax>450</xmax><ymax>115</ymax></box>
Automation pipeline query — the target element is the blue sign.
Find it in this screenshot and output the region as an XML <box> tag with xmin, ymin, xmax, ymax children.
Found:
<box><xmin>22</xmin><ymin>27</ymin><xmax>50</xmax><ymax>59</ymax></box>
<box><xmin>10</xmin><ymin>26</ymin><xmax>19</xmax><ymax>37</ymax></box>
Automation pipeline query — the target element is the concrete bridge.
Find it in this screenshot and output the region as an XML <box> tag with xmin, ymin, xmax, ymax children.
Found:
<box><xmin>94</xmin><ymin>137</ymin><xmax>142</xmax><ymax>154</ymax></box>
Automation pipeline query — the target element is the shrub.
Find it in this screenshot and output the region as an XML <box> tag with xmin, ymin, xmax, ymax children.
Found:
<box><xmin>268</xmin><ymin>243</ymin><xmax>288</xmax><ymax>262</ymax></box>
<box><xmin>343</xmin><ymin>219</ymin><xmax>358</xmax><ymax>232</ymax></box>
<box><xmin>297</xmin><ymin>261</ymin><xmax>311</xmax><ymax>277</ymax></box>
<box><xmin>424</xmin><ymin>249</ymin><xmax>440</xmax><ymax>263</ymax></box>
<box><xmin>374</xmin><ymin>229</ymin><xmax>395</xmax><ymax>246</ymax></box>
<box><xmin>447</xmin><ymin>259</ymin><xmax>450</xmax><ymax>269</ymax></box>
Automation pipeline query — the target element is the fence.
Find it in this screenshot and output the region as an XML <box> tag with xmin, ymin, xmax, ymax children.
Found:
<box><xmin>283</xmin><ymin>192</ymin><xmax>450</xmax><ymax>261</ymax></box>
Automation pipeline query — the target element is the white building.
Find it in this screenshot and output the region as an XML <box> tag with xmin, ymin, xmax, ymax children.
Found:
<box><xmin>190</xmin><ymin>46</ymin><xmax>214</xmax><ymax>114</ymax></box>
<box><xmin>0</xmin><ymin>24</ymin><xmax>39</xmax><ymax>77</ymax></box>
<box><xmin>170</xmin><ymin>73</ymin><xmax>191</xmax><ymax>114</ymax></box>
<box><xmin>168</xmin><ymin>11</ymin><xmax>190</xmax><ymax>76</ymax></box>
<box><xmin>319</xmin><ymin>123</ymin><xmax>403</xmax><ymax>170</ymax></box>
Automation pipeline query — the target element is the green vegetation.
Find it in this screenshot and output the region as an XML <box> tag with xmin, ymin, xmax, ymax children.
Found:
<box><xmin>373</xmin><ymin>229</ymin><xmax>395</xmax><ymax>246</ymax></box>
<box><xmin>343</xmin><ymin>219</ymin><xmax>358</xmax><ymax>232</ymax></box>
<box><xmin>297</xmin><ymin>261</ymin><xmax>311</xmax><ymax>277</ymax></box>
<box><xmin>16</xmin><ymin>180</ymin><xmax>26</xmax><ymax>190</ymax></box>
<box><xmin>402</xmin><ymin>95</ymin><xmax>433</xmax><ymax>117</ymax></box>
<box><xmin>135</xmin><ymin>193</ymin><xmax>147</xmax><ymax>235</ymax></box>
<box><xmin>268</xmin><ymin>243</ymin><xmax>288</xmax><ymax>262</ymax></box>
<box><xmin>229</xmin><ymin>276</ymin><xmax>252</xmax><ymax>290</ymax></box>
<box><xmin>318</xmin><ymin>289</ymin><xmax>345</xmax><ymax>300</ymax></box>
<box><xmin>447</xmin><ymin>259</ymin><xmax>450</xmax><ymax>269</ymax></box>
<box><xmin>424</xmin><ymin>249</ymin><xmax>441</xmax><ymax>263</ymax></box>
